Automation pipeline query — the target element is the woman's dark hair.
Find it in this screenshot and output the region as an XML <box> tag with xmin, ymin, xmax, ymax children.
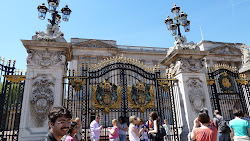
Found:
<box><xmin>198</xmin><ymin>112</ymin><xmax>210</xmax><ymax>124</ymax></box>
<box><xmin>149</xmin><ymin>112</ymin><xmax>158</xmax><ymax>120</ymax></box>
<box><xmin>119</xmin><ymin>116</ymin><xmax>125</xmax><ymax>124</ymax></box>
<box><xmin>48</xmin><ymin>106</ymin><xmax>72</xmax><ymax>124</ymax></box>
<box><xmin>68</xmin><ymin>121</ymin><xmax>77</xmax><ymax>134</ymax></box>
<box><xmin>199</xmin><ymin>108</ymin><xmax>209</xmax><ymax>115</ymax></box>
<box><xmin>233</xmin><ymin>109</ymin><xmax>244</xmax><ymax>117</ymax></box>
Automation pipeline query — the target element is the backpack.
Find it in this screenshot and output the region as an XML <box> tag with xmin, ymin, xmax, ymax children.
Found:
<box><xmin>217</xmin><ymin>118</ymin><xmax>231</xmax><ymax>134</ymax></box>
<box><xmin>155</xmin><ymin>123</ymin><xmax>166</xmax><ymax>138</ymax></box>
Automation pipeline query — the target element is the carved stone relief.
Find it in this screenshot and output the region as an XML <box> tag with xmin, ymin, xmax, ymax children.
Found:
<box><xmin>73</xmin><ymin>39</ymin><xmax>116</xmax><ymax>48</ymax></box>
<box><xmin>30</xmin><ymin>74</ymin><xmax>55</xmax><ymax>127</ymax></box>
<box><xmin>27</xmin><ymin>49</ymin><xmax>66</xmax><ymax>69</ymax></box>
<box><xmin>180</xmin><ymin>57</ymin><xmax>205</xmax><ymax>73</ymax></box>
<box><xmin>241</xmin><ymin>44</ymin><xmax>250</xmax><ymax>65</ymax></box>
<box><xmin>167</xmin><ymin>57</ymin><xmax>205</xmax><ymax>75</ymax></box>
<box><xmin>187</xmin><ymin>78</ymin><xmax>206</xmax><ymax>113</ymax></box>
<box><xmin>210</xmin><ymin>45</ymin><xmax>241</xmax><ymax>55</ymax></box>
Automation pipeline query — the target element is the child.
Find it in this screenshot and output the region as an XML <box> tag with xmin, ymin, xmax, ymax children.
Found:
<box><xmin>163</xmin><ymin>119</ymin><xmax>171</xmax><ymax>141</ymax></box>
<box><xmin>75</xmin><ymin>117</ymin><xmax>82</xmax><ymax>141</ymax></box>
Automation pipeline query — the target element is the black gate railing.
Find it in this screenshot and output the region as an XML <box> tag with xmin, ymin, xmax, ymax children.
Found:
<box><xmin>63</xmin><ymin>57</ymin><xmax>180</xmax><ymax>141</ymax></box>
<box><xmin>207</xmin><ymin>65</ymin><xmax>250</xmax><ymax>120</ymax></box>
<box><xmin>0</xmin><ymin>59</ymin><xmax>25</xmax><ymax>141</ymax></box>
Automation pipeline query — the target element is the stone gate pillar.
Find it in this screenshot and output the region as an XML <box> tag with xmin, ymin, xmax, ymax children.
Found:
<box><xmin>161</xmin><ymin>36</ymin><xmax>213</xmax><ymax>140</ymax></box>
<box><xmin>18</xmin><ymin>39</ymin><xmax>71</xmax><ymax>140</ymax></box>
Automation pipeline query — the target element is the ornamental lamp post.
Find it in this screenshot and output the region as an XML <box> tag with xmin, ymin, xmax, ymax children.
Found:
<box><xmin>165</xmin><ymin>4</ymin><xmax>190</xmax><ymax>37</ymax></box>
<box><xmin>37</xmin><ymin>0</ymin><xmax>72</xmax><ymax>26</ymax></box>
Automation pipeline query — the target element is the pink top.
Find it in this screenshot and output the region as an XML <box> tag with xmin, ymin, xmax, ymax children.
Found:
<box><xmin>109</xmin><ymin>126</ymin><xmax>119</xmax><ymax>139</ymax></box>
<box><xmin>65</xmin><ymin>135</ymin><xmax>75</xmax><ymax>141</ymax></box>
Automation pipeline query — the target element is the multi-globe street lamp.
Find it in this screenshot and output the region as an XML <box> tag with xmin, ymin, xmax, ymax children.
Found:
<box><xmin>37</xmin><ymin>0</ymin><xmax>72</xmax><ymax>26</ymax></box>
<box><xmin>165</xmin><ymin>4</ymin><xmax>190</xmax><ymax>37</ymax></box>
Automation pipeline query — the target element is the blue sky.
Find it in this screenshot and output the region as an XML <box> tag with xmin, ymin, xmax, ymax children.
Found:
<box><xmin>1</xmin><ymin>0</ymin><xmax>250</xmax><ymax>70</ymax></box>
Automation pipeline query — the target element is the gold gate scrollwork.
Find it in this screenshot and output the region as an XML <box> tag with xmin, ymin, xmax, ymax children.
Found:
<box><xmin>70</xmin><ymin>79</ymin><xmax>85</xmax><ymax>92</ymax></box>
<box><xmin>4</xmin><ymin>75</ymin><xmax>26</xmax><ymax>83</ymax></box>
<box><xmin>127</xmin><ymin>81</ymin><xmax>154</xmax><ymax>113</ymax></box>
<box><xmin>92</xmin><ymin>80</ymin><xmax>121</xmax><ymax>114</ymax></box>
<box><xmin>158</xmin><ymin>80</ymin><xmax>171</xmax><ymax>92</ymax></box>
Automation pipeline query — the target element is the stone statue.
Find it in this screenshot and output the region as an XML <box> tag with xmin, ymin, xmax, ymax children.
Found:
<box><xmin>32</xmin><ymin>24</ymin><xmax>66</xmax><ymax>42</ymax></box>
<box><xmin>166</xmin><ymin>36</ymin><xmax>200</xmax><ymax>56</ymax></box>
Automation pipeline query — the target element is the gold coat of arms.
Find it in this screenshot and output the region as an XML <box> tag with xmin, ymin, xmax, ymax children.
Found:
<box><xmin>127</xmin><ymin>81</ymin><xmax>154</xmax><ymax>113</ymax></box>
<box><xmin>92</xmin><ymin>80</ymin><xmax>121</xmax><ymax>113</ymax></box>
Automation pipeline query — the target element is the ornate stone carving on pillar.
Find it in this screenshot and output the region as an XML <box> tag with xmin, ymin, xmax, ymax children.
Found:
<box><xmin>167</xmin><ymin>57</ymin><xmax>205</xmax><ymax>75</ymax></box>
<box><xmin>30</xmin><ymin>74</ymin><xmax>55</xmax><ymax>127</ymax></box>
<box><xmin>19</xmin><ymin>40</ymin><xmax>71</xmax><ymax>141</ymax></box>
<box><xmin>187</xmin><ymin>78</ymin><xmax>206</xmax><ymax>113</ymax></box>
<box><xmin>161</xmin><ymin>42</ymin><xmax>210</xmax><ymax>140</ymax></box>
<box><xmin>241</xmin><ymin>44</ymin><xmax>250</xmax><ymax>64</ymax></box>
<box><xmin>239</xmin><ymin>44</ymin><xmax>250</xmax><ymax>76</ymax></box>
<box><xmin>27</xmin><ymin>49</ymin><xmax>67</xmax><ymax>69</ymax></box>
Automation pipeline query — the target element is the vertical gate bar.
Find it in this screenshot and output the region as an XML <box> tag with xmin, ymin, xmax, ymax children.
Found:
<box><xmin>237</xmin><ymin>82</ymin><xmax>249</xmax><ymax>116</ymax></box>
<box><xmin>154</xmin><ymin>71</ymin><xmax>162</xmax><ymax>121</ymax></box>
<box><xmin>14</xmin><ymin>81</ymin><xmax>25</xmax><ymax>140</ymax></box>
<box><xmin>169</xmin><ymin>80</ymin><xmax>179</xmax><ymax>141</ymax></box>
<box><xmin>9</xmin><ymin>82</ymin><xmax>16</xmax><ymax>137</ymax></box>
<box><xmin>0</xmin><ymin>66</ymin><xmax>8</xmax><ymax>133</ymax></box>
<box><xmin>120</xmin><ymin>68</ymin><xmax>127</xmax><ymax>118</ymax></box>
<box><xmin>243</xmin><ymin>84</ymin><xmax>250</xmax><ymax>114</ymax></box>
<box><xmin>209</xmin><ymin>72</ymin><xmax>221</xmax><ymax>113</ymax></box>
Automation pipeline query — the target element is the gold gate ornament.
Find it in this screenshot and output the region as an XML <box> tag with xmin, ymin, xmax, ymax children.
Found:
<box><xmin>127</xmin><ymin>81</ymin><xmax>154</xmax><ymax>113</ymax></box>
<box><xmin>92</xmin><ymin>80</ymin><xmax>121</xmax><ymax>114</ymax></box>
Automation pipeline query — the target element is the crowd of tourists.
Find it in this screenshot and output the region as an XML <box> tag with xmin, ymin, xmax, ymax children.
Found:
<box><xmin>190</xmin><ymin>108</ymin><xmax>250</xmax><ymax>141</ymax></box>
<box><xmin>42</xmin><ymin>106</ymin><xmax>250</xmax><ymax>141</ymax></box>
<box><xmin>42</xmin><ymin>106</ymin><xmax>171</xmax><ymax>141</ymax></box>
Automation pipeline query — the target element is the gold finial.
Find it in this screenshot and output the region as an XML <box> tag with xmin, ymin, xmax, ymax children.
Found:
<box><xmin>2</xmin><ymin>58</ymin><xmax>5</xmax><ymax>65</ymax></box>
<box><xmin>18</xmin><ymin>69</ymin><xmax>21</xmax><ymax>75</ymax></box>
<box><xmin>77</xmin><ymin>71</ymin><xmax>81</xmax><ymax>76</ymax></box>
<box><xmin>8</xmin><ymin>59</ymin><xmax>11</xmax><ymax>66</ymax></box>
<box><xmin>68</xmin><ymin>69</ymin><xmax>71</xmax><ymax>76</ymax></box>
<box><xmin>13</xmin><ymin>59</ymin><xmax>16</xmax><ymax>67</ymax></box>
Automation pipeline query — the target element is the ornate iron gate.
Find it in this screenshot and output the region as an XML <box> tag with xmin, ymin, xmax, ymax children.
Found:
<box><xmin>63</xmin><ymin>56</ymin><xmax>180</xmax><ymax>141</ymax></box>
<box><xmin>0</xmin><ymin>59</ymin><xmax>25</xmax><ymax>141</ymax></box>
<box><xmin>207</xmin><ymin>65</ymin><xmax>250</xmax><ymax>120</ymax></box>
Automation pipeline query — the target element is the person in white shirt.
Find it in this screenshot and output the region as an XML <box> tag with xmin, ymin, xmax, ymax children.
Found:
<box><xmin>90</xmin><ymin>115</ymin><xmax>103</xmax><ymax>141</ymax></box>
<box><xmin>129</xmin><ymin>115</ymin><xmax>145</xmax><ymax>141</ymax></box>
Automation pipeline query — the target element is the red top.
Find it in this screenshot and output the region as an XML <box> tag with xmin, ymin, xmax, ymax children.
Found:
<box><xmin>147</xmin><ymin>120</ymin><xmax>154</xmax><ymax>128</ymax></box>
<box><xmin>193</xmin><ymin>126</ymin><xmax>218</xmax><ymax>141</ymax></box>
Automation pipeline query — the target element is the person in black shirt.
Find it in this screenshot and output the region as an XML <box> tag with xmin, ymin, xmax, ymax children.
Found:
<box><xmin>42</xmin><ymin>106</ymin><xmax>72</xmax><ymax>141</ymax></box>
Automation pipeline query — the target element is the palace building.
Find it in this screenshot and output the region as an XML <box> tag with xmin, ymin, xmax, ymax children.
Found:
<box><xmin>2</xmin><ymin>25</ymin><xmax>249</xmax><ymax>141</ymax></box>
